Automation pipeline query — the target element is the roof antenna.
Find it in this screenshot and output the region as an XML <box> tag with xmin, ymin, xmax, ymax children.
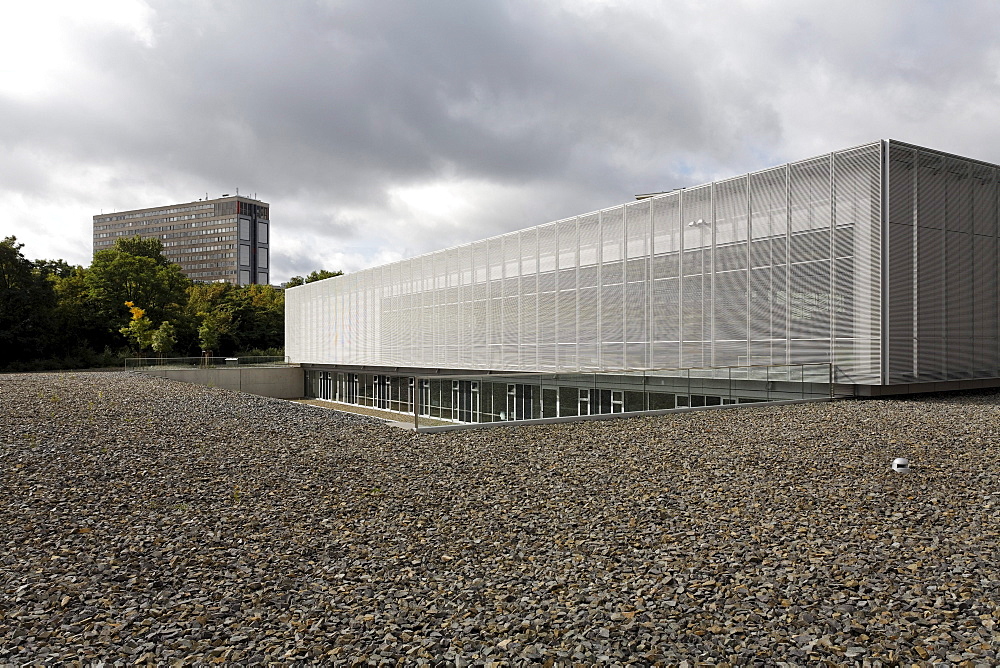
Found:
<box><xmin>236</xmin><ymin>187</ymin><xmax>239</xmax><ymax>196</ymax></box>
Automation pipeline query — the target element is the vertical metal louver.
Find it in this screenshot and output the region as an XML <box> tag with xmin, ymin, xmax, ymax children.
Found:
<box><xmin>886</xmin><ymin>144</ymin><xmax>916</xmax><ymax>383</ymax></box>
<box><xmin>712</xmin><ymin>176</ymin><xmax>749</xmax><ymax>368</ymax></box>
<box><xmin>625</xmin><ymin>199</ymin><xmax>651</xmax><ymax>369</ymax></box>
<box><xmin>651</xmin><ymin>194</ymin><xmax>680</xmax><ymax>368</ymax></box>
<box><xmin>834</xmin><ymin>144</ymin><xmax>882</xmax><ymax>383</ymax></box>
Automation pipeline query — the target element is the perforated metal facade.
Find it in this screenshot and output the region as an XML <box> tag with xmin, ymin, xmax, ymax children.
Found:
<box><xmin>886</xmin><ymin>141</ymin><xmax>1000</xmax><ymax>384</ymax></box>
<box><xmin>288</xmin><ymin>141</ymin><xmax>919</xmax><ymax>386</ymax></box>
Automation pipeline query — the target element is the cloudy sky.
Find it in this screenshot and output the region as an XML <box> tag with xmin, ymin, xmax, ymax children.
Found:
<box><xmin>3</xmin><ymin>0</ymin><xmax>999</xmax><ymax>283</ymax></box>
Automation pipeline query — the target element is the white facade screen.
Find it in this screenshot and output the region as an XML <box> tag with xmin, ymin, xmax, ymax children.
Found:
<box><xmin>287</xmin><ymin>143</ymin><xmax>884</xmax><ymax>384</ymax></box>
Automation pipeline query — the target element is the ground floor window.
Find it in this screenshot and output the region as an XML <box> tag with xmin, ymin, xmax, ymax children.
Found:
<box><xmin>419</xmin><ymin>379</ymin><xmax>431</xmax><ymax>417</ymax></box>
<box><xmin>341</xmin><ymin>373</ymin><xmax>358</xmax><ymax>404</ymax></box>
<box><xmin>452</xmin><ymin>380</ymin><xmax>479</xmax><ymax>422</ymax></box>
<box><xmin>542</xmin><ymin>387</ymin><xmax>559</xmax><ymax>418</ymax></box>
<box><xmin>598</xmin><ymin>389</ymin><xmax>624</xmax><ymax>414</ymax></box>
<box><xmin>580</xmin><ymin>388</ymin><xmax>624</xmax><ymax>414</ymax></box>
<box><xmin>318</xmin><ymin>371</ymin><xmax>334</xmax><ymax>400</ymax></box>
<box><xmin>300</xmin><ymin>366</ymin><xmax>820</xmax><ymax>425</ymax></box>
<box><xmin>506</xmin><ymin>384</ymin><xmax>533</xmax><ymax>421</ymax></box>
<box><xmin>373</xmin><ymin>375</ymin><xmax>390</xmax><ymax>409</ymax></box>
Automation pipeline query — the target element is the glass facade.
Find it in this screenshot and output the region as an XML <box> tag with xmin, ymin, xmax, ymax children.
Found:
<box><xmin>303</xmin><ymin>365</ymin><xmax>836</xmax><ymax>424</ymax></box>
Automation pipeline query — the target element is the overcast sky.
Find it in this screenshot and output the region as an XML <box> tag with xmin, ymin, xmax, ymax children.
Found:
<box><xmin>2</xmin><ymin>0</ymin><xmax>999</xmax><ymax>283</ymax></box>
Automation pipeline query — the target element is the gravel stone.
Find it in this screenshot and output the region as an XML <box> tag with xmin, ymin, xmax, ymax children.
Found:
<box><xmin>2</xmin><ymin>371</ymin><xmax>1000</xmax><ymax>664</ymax></box>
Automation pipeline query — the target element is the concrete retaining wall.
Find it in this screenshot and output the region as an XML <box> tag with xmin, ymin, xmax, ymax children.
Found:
<box><xmin>140</xmin><ymin>366</ymin><xmax>304</xmax><ymax>399</ymax></box>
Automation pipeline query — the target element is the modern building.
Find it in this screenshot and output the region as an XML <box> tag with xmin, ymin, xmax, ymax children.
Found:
<box><xmin>93</xmin><ymin>195</ymin><xmax>271</xmax><ymax>285</ymax></box>
<box><xmin>286</xmin><ymin>140</ymin><xmax>1000</xmax><ymax>423</ymax></box>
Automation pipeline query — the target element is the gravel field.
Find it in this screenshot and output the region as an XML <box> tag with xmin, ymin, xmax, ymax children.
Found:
<box><xmin>1</xmin><ymin>371</ymin><xmax>999</xmax><ymax>666</ymax></box>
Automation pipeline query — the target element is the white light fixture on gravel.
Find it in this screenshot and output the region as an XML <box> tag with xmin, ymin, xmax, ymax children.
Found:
<box><xmin>891</xmin><ymin>457</ymin><xmax>910</xmax><ymax>474</ymax></box>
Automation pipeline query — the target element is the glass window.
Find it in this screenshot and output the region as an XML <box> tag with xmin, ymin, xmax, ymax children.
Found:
<box><xmin>239</xmin><ymin>245</ymin><xmax>250</xmax><ymax>266</ymax></box>
<box><xmin>257</xmin><ymin>272</ymin><xmax>268</xmax><ymax>285</ymax></box>
<box><xmin>239</xmin><ymin>219</ymin><xmax>251</xmax><ymax>241</ymax></box>
<box><xmin>239</xmin><ymin>270</ymin><xmax>250</xmax><ymax>284</ymax></box>
<box><xmin>258</xmin><ymin>247</ymin><xmax>268</xmax><ymax>269</ymax></box>
<box><xmin>257</xmin><ymin>222</ymin><xmax>268</xmax><ymax>244</ymax></box>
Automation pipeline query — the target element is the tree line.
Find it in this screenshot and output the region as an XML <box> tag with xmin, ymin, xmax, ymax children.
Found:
<box><xmin>0</xmin><ymin>235</ymin><xmax>340</xmax><ymax>371</ymax></box>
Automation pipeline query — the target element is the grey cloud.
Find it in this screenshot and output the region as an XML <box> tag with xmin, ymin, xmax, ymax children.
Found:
<box><xmin>5</xmin><ymin>0</ymin><xmax>1000</xmax><ymax>282</ymax></box>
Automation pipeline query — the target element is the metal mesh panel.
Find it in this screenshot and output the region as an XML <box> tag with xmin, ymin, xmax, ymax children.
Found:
<box><xmin>713</xmin><ymin>268</ymin><xmax>748</xmax><ymax>342</ymax></box>
<box><xmin>918</xmin><ymin>153</ymin><xmax>947</xmax><ymax>230</ymax></box>
<box><xmin>787</xmin><ymin>156</ymin><xmax>833</xmax><ymax>366</ymax></box>
<box><xmin>789</xmin><ymin>158</ymin><xmax>831</xmax><ymax>234</ymax></box>
<box><xmin>975</xmin><ymin>233</ymin><xmax>999</xmax><ymax>376</ymax></box>
<box><xmin>946</xmin><ymin>231</ymin><xmax>975</xmax><ymax>378</ymax></box>
<box><xmin>916</xmin><ymin>224</ymin><xmax>946</xmax><ymax>380</ymax></box>
<box><xmin>682</xmin><ymin>186</ymin><xmax>712</xmax><ymax>362</ymax></box>
<box><xmin>625</xmin><ymin>200</ymin><xmax>651</xmax><ymax>259</ymax></box>
<box><xmin>887</xmin><ymin>221</ymin><xmax>914</xmax><ymax>382</ymax></box>
<box><xmin>834</xmin><ymin>143</ymin><xmax>882</xmax><ymax>384</ymax></box>
<box><xmin>881</xmin><ymin>141</ymin><xmax>1000</xmax><ymax>383</ymax></box>
<box><xmin>577</xmin><ymin>214</ymin><xmax>601</xmax><ymax>368</ymax></box>
<box><xmin>715</xmin><ymin>177</ymin><xmax>749</xmax><ymax>245</ymax></box>
<box><xmin>945</xmin><ymin>158</ymin><xmax>972</xmax><ymax>234</ymax></box>
<box><xmin>538</xmin><ymin>227</ymin><xmax>557</xmax><ymax>366</ymax></box>
<box><xmin>748</xmin><ymin>267</ymin><xmax>772</xmax><ymax>343</ymax></box>
<box><xmin>972</xmin><ymin>164</ymin><xmax>997</xmax><ymax>236</ymax></box>
<box><xmin>519</xmin><ymin>229</ymin><xmax>538</xmax><ymax>370</ymax></box>
<box><xmin>651</xmin><ymin>278</ymin><xmax>679</xmax><ymax>345</ymax></box>
<box><xmin>556</xmin><ymin>219</ymin><xmax>578</xmax><ymax>353</ymax></box>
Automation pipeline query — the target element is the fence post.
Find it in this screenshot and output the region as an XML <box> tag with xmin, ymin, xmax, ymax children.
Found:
<box><xmin>414</xmin><ymin>377</ymin><xmax>420</xmax><ymax>430</ymax></box>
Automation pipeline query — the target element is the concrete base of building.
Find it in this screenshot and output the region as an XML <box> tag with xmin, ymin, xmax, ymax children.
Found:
<box><xmin>853</xmin><ymin>377</ymin><xmax>1000</xmax><ymax>397</ymax></box>
<box><xmin>138</xmin><ymin>366</ymin><xmax>304</xmax><ymax>399</ymax></box>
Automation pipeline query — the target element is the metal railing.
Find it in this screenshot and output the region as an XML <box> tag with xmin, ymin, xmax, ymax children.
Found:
<box><xmin>125</xmin><ymin>356</ymin><xmax>289</xmax><ymax>371</ymax></box>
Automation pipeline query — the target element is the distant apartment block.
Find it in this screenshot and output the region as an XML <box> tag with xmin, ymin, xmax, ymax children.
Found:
<box><xmin>93</xmin><ymin>195</ymin><xmax>270</xmax><ymax>285</ymax></box>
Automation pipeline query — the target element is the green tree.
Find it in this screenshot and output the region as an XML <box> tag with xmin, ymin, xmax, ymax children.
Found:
<box><xmin>222</xmin><ymin>284</ymin><xmax>285</xmax><ymax>352</ymax></box>
<box><xmin>197</xmin><ymin>310</ymin><xmax>232</xmax><ymax>353</ymax></box>
<box><xmin>0</xmin><ymin>236</ymin><xmax>34</xmax><ymax>291</ymax></box>
<box><xmin>0</xmin><ymin>236</ymin><xmax>57</xmax><ymax>368</ymax></box>
<box><xmin>33</xmin><ymin>258</ymin><xmax>75</xmax><ymax>279</ymax></box>
<box><xmin>120</xmin><ymin>302</ymin><xmax>155</xmax><ymax>352</ymax></box>
<box><xmin>285</xmin><ymin>269</ymin><xmax>343</xmax><ymax>287</ymax></box>
<box><xmin>186</xmin><ymin>282</ymin><xmax>234</xmax><ymax>354</ymax></box>
<box><xmin>49</xmin><ymin>265</ymin><xmax>120</xmax><ymax>357</ymax></box>
<box><xmin>151</xmin><ymin>320</ymin><xmax>177</xmax><ymax>356</ymax></box>
<box><xmin>86</xmin><ymin>236</ymin><xmax>190</xmax><ymax>336</ymax></box>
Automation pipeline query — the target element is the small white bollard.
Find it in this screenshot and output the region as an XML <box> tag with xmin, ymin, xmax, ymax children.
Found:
<box><xmin>891</xmin><ymin>457</ymin><xmax>910</xmax><ymax>474</ymax></box>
